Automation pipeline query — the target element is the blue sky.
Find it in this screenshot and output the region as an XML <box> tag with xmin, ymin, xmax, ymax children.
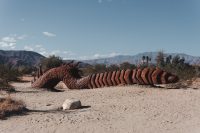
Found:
<box><xmin>0</xmin><ymin>0</ymin><xmax>200</xmax><ymax>59</ymax></box>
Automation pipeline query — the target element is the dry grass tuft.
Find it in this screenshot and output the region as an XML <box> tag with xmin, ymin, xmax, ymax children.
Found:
<box><xmin>0</xmin><ymin>97</ymin><xmax>27</xmax><ymax>119</ymax></box>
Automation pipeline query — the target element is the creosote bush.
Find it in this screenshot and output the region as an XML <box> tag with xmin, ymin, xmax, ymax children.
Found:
<box><xmin>40</xmin><ymin>55</ymin><xmax>63</xmax><ymax>71</ymax></box>
<box><xmin>82</xmin><ymin>62</ymin><xmax>136</xmax><ymax>76</ymax></box>
<box><xmin>155</xmin><ymin>51</ymin><xmax>199</xmax><ymax>80</ymax></box>
<box><xmin>0</xmin><ymin>64</ymin><xmax>21</xmax><ymax>92</ymax></box>
<box><xmin>0</xmin><ymin>64</ymin><xmax>21</xmax><ymax>82</ymax></box>
<box><xmin>0</xmin><ymin>97</ymin><xmax>27</xmax><ymax>119</ymax></box>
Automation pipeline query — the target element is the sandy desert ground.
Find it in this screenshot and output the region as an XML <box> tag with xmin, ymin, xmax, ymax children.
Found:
<box><xmin>1</xmin><ymin>80</ymin><xmax>200</xmax><ymax>133</ymax></box>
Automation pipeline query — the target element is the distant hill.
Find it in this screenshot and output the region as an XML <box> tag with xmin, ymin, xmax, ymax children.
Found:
<box><xmin>0</xmin><ymin>50</ymin><xmax>45</xmax><ymax>67</ymax></box>
<box><xmin>0</xmin><ymin>50</ymin><xmax>90</xmax><ymax>68</ymax></box>
<box><xmin>82</xmin><ymin>52</ymin><xmax>200</xmax><ymax>65</ymax></box>
<box><xmin>1</xmin><ymin>50</ymin><xmax>200</xmax><ymax>68</ymax></box>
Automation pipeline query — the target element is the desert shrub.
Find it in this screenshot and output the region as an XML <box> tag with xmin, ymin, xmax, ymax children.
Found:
<box><xmin>106</xmin><ymin>64</ymin><xmax>119</xmax><ymax>71</ymax></box>
<box><xmin>0</xmin><ymin>65</ymin><xmax>20</xmax><ymax>92</ymax></box>
<box><xmin>163</xmin><ymin>63</ymin><xmax>195</xmax><ymax>80</ymax></box>
<box><xmin>0</xmin><ymin>97</ymin><xmax>27</xmax><ymax>119</ymax></box>
<box><xmin>0</xmin><ymin>64</ymin><xmax>21</xmax><ymax>82</ymax></box>
<box><xmin>82</xmin><ymin>62</ymin><xmax>136</xmax><ymax>76</ymax></box>
<box><xmin>155</xmin><ymin>53</ymin><xmax>197</xmax><ymax>80</ymax></box>
<box><xmin>17</xmin><ymin>65</ymin><xmax>36</xmax><ymax>74</ymax></box>
<box><xmin>81</xmin><ymin>66</ymin><xmax>96</xmax><ymax>76</ymax></box>
<box><xmin>119</xmin><ymin>62</ymin><xmax>136</xmax><ymax>70</ymax></box>
<box><xmin>81</xmin><ymin>64</ymin><xmax>106</xmax><ymax>76</ymax></box>
<box><xmin>40</xmin><ymin>55</ymin><xmax>63</xmax><ymax>71</ymax></box>
<box><xmin>94</xmin><ymin>64</ymin><xmax>107</xmax><ymax>73</ymax></box>
<box><xmin>156</xmin><ymin>51</ymin><xmax>165</xmax><ymax>67</ymax></box>
<box><xmin>194</xmin><ymin>65</ymin><xmax>200</xmax><ymax>77</ymax></box>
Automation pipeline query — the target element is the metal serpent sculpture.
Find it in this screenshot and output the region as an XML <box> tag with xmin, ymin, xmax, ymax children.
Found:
<box><xmin>31</xmin><ymin>62</ymin><xmax>179</xmax><ymax>89</ymax></box>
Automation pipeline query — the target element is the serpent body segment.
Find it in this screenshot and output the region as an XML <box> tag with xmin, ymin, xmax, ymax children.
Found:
<box><xmin>31</xmin><ymin>63</ymin><xmax>179</xmax><ymax>89</ymax></box>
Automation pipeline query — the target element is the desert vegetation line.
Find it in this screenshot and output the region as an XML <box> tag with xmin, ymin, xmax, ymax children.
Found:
<box><xmin>31</xmin><ymin>62</ymin><xmax>179</xmax><ymax>89</ymax></box>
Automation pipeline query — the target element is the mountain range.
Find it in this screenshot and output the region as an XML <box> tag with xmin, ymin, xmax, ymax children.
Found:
<box><xmin>82</xmin><ymin>52</ymin><xmax>200</xmax><ymax>65</ymax></box>
<box><xmin>0</xmin><ymin>50</ymin><xmax>200</xmax><ymax>67</ymax></box>
<box><xmin>0</xmin><ymin>50</ymin><xmax>45</xmax><ymax>67</ymax></box>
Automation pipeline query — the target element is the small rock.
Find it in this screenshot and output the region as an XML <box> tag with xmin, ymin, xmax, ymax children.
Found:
<box><xmin>62</xmin><ymin>99</ymin><xmax>81</xmax><ymax>110</ymax></box>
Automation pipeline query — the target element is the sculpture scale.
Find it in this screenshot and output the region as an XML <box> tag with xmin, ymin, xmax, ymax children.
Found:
<box><xmin>31</xmin><ymin>62</ymin><xmax>179</xmax><ymax>89</ymax></box>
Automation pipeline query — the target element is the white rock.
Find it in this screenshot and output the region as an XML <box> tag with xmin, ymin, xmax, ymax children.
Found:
<box><xmin>62</xmin><ymin>99</ymin><xmax>82</xmax><ymax>110</ymax></box>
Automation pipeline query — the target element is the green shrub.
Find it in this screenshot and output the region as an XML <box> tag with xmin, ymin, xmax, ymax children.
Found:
<box><xmin>17</xmin><ymin>65</ymin><xmax>35</xmax><ymax>74</ymax></box>
<box><xmin>155</xmin><ymin>53</ymin><xmax>197</xmax><ymax>80</ymax></box>
<box><xmin>106</xmin><ymin>64</ymin><xmax>119</xmax><ymax>71</ymax></box>
<box><xmin>82</xmin><ymin>62</ymin><xmax>136</xmax><ymax>76</ymax></box>
<box><xmin>0</xmin><ymin>65</ymin><xmax>21</xmax><ymax>82</ymax></box>
<box><xmin>119</xmin><ymin>62</ymin><xmax>136</xmax><ymax>70</ymax></box>
<box><xmin>40</xmin><ymin>55</ymin><xmax>63</xmax><ymax>71</ymax></box>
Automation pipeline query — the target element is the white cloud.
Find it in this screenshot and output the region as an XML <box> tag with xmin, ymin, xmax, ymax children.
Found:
<box><xmin>35</xmin><ymin>44</ymin><xmax>46</xmax><ymax>51</ymax></box>
<box><xmin>34</xmin><ymin>44</ymin><xmax>48</xmax><ymax>56</ymax></box>
<box><xmin>93</xmin><ymin>52</ymin><xmax>119</xmax><ymax>59</ymax></box>
<box><xmin>49</xmin><ymin>50</ymin><xmax>76</xmax><ymax>59</ymax></box>
<box><xmin>63</xmin><ymin>51</ymin><xmax>75</xmax><ymax>56</ymax></box>
<box><xmin>10</xmin><ymin>46</ymin><xmax>16</xmax><ymax>49</ymax></box>
<box><xmin>24</xmin><ymin>46</ymin><xmax>34</xmax><ymax>51</ymax></box>
<box><xmin>43</xmin><ymin>32</ymin><xmax>56</xmax><ymax>37</ymax></box>
<box><xmin>39</xmin><ymin>51</ymin><xmax>48</xmax><ymax>56</ymax></box>
<box><xmin>108</xmin><ymin>52</ymin><xmax>119</xmax><ymax>57</ymax></box>
<box><xmin>23</xmin><ymin>46</ymin><xmax>75</xmax><ymax>58</ymax></box>
<box><xmin>38</xmin><ymin>49</ymin><xmax>119</xmax><ymax>60</ymax></box>
<box><xmin>23</xmin><ymin>44</ymin><xmax>49</xmax><ymax>56</ymax></box>
<box><xmin>0</xmin><ymin>42</ymin><xmax>16</xmax><ymax>49</ymax></box>
<box><xmin>0</xmin><ymin>42</ymin><xmax>8</xmax><ymax>47</ymax></box>
<box><xmin>50</xmin><ymin>50</ymin><xmax>60</xmax><ymax>55</ymax></box>
<box><xmin>94</xmin><ymin>54</ymin><xmax>101</xmax><ymax>58</ymax></box>
<box><xmin>35</xmin><ymin>45</ymin><xmax>42</xmax><ymax>48</ymax></box>
<box><xmin>23</xmin><ymin>45</ymin><xmax>74</xmax><ymax>59</ymax></box>
<box><xmin>2</xmin><ymin>37</ymin><xmax>16</xmax><ymax>43</ymax></box>
<box><xmin>77</xmin><ymin>52</ymin><xmax>120</xmax><ymax>60</ymax></box>
<box><xmin>39</xmin><ymin>47</ymin><xmax>45</xmax><ymax>51</ymax></box>
<box><xmin>17</xmin><ymin>35</ymin><xmax>27</xmax><ymax>40</ymax></box>
<box><xmin>0</xmin><ymin>34</ymin><xmax>27</xmax><ymax>50</ymax></box>
<box><xmin>78</xmin><ymin>56</ymin><xmax>89</xmax><ymax>60</ymax></box>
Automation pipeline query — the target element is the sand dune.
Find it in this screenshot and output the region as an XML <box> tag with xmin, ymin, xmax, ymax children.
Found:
<box><xmin>1</xmin><ymin>82</ymin><xmax>200</xmax><ymax>133</ymax></box>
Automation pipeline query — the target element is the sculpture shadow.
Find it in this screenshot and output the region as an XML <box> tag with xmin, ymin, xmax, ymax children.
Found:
<box><xmin>45</xmin><ymin>88</ymin><xmax>65</xmax><ymax>92</ymax></box>
<box><xmin>14</xmin><ymin>90</ymin><xmax>42</xmax><ymax>93</ymax></box>
<box><xmin>27</xmin><ymin>105</ymin><xmax>91</xmax><ymax>114</ymax></box>
<box><xmin>0</xmin><ymin>108</ymin><xmax>29</xmax><ymax>120</ymax></box>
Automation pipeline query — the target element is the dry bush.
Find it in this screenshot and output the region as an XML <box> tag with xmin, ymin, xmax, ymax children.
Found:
<box><xmin>0</xmin><ymin>79</ymin><xmax>15</xmax><ymax>93</ymax></box>
<box><xmin>0</xmin><ymin>97</ymin><xmax>27</xmax><ymax>119</ymax></box>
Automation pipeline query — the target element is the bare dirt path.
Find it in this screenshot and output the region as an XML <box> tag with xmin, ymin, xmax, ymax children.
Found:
<box><xmin>1</xmin><ymin>82</ymin><xmax>200</xmax><ymax>133</ymax></box>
